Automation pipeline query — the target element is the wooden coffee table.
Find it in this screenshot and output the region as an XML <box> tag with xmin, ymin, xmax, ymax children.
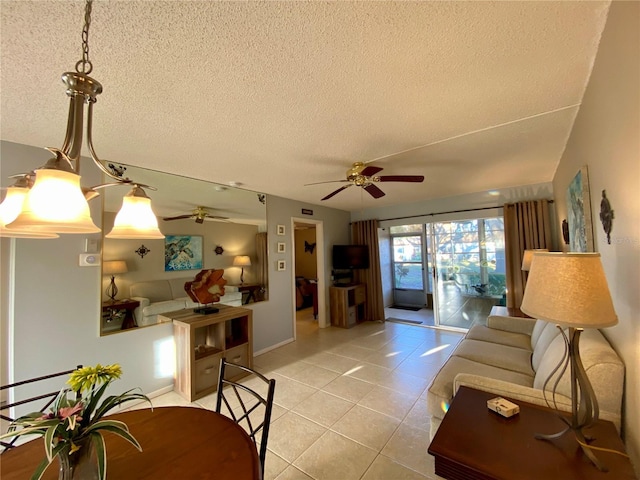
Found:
<box><xmin>428</xmin><ymin>386</ymin><xmax>636</xmax><ymax>480</ymax></box>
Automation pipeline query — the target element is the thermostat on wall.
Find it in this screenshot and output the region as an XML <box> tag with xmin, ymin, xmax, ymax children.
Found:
<box><xmin>79</xmin><ymin>253</ymin><xmax>100</xmax><ymax>267</ymax></box>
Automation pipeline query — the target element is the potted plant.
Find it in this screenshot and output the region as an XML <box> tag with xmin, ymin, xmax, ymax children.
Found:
<box><xmin>1</xmin><ymin>364</ymin><xmax>151</xmax><ymax>480</ymax></box>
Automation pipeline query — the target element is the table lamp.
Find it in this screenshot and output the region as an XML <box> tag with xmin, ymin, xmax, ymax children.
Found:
<box><xmin>521</xmin><ymin>248</ymin><xmax>548</xmax><ymax>271</ymax></box>
<box><xmin>520</xmin><ymin>252</ymin><xmax>617</xmax><ymax>471</ymax></box>
<box><xmin>103</xmin><ymin>260</ymin><xmax>128</xmax><ymax>302</ymax></box>
<box><xmin>233</xmin><ymin>255</ymin><xmax>251</xmax><ymax>285</ymax></box>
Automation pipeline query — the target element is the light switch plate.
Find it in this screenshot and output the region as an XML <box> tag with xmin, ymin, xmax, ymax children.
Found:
<box><xmin>79</xmin><ymin>253</ymin><xmax>100</xmax><ymax>267</ymax></box>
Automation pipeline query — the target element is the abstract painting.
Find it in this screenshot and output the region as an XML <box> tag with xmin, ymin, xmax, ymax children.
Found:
<box><xmin>165</xmin><ymin>235</ymin><xmax>203</xmax><ymax>271</ymax></box>
<box><xmin>566</xmin><ymin>166</ymin><xmax>594</xmax><ymax>252</ymax></box>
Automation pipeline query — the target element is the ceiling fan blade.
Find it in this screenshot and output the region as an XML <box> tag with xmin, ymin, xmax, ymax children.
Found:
<box><xmin>322</xmin><ymin>184</ymin><xmax>352</xmax><ymax>201</ymax></box>
<box><xmin>360</xmin><ymin>165</ymin><xmax>383</xmax><ymax>177</ymax></box>
<box><xmin>376</xmin><ymin>175</ymin><xmax>424</xmax><ymax>183</ymax></box>
<box><xmin>163</xmin><ymin>215</ymin><xmax>193</xmax><ymax>221</ymax></box>
<box><xmin>305</xmin><ymin>180</ymin><xmax>349</xmax><ymax>186</ymax></box>
<box><xmin>364</xmin><ymin>184</ymin><xmax>386</xmax><ymax>199</ymax></box>
<box><xmin>204</xmin><ymin>215</ymin><xmax>229</xmax><ymax>220</ymax></box>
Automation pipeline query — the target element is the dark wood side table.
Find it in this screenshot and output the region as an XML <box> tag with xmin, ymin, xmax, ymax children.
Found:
<box><xmin>428</xmin><ymin>386</ymin><xmax>636</xmax><ymax>480</ymax></box>
<box><xmin>102</xmin><ymin>299</ymin><xmax>140</xmax><ymax>330</ymax></box>
<box><xmin>235</xmin><ymin>284</ymin><xmax>261</xmax><ymax>304</ymax></box>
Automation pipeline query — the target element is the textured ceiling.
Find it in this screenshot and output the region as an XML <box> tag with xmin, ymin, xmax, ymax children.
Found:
<box><xmin>1</xmin><ymin>1</ymin><xmax>610</xmax><ymax>212</ymax></box>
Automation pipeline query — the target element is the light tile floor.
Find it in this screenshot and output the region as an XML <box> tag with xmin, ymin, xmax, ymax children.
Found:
<box><xmin>149</xmin><ymin>308</ymin><xmax>463</xmax><ymax>479</ymax></box>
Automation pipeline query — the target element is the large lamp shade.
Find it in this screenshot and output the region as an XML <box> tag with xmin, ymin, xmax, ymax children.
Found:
<box><xmin>521</xmin><ymin>252</ymin><xmax>617</xmax><ymax>328</ymax></box>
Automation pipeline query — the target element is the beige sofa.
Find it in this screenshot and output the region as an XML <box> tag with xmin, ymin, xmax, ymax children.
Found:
<box><xmin>426</xmin><ymin>311</ymin><xmax>625</xmax><ymax>440</ymax></box>
<box><xmin>130</xmin><ymin>277</ymin><xmax>243</xmax><ymax>326</ymax></box>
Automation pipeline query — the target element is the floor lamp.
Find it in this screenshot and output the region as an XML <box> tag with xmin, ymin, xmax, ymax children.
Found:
<box><xmin>520</xmin><ymin>252</ymin><xmax>618</xmax><ymax>471</ymax></box>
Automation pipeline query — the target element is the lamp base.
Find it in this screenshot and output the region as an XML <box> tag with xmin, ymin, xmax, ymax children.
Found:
<box><xmin>106</xmin><ymin>276</ymin><xmax>118</xmax><ymax>302</ymax></box>
<box><xmin>536</xmin><ymin>327</ymin><xmax>607</xmax><ymax>472</ymax></box>
<box><xmin>535</xmin><ymin>426</ymin><xmax>607</xmax><ymax>472</ymax></box>
<box><xmin>194</xmin><ymin>306</ymin><xmax>219</xmax><ymax>315</ymax></box>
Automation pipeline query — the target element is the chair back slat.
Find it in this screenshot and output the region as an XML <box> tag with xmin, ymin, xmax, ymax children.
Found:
<box><xmin>215</xmin><ymin>359</ymin><xmax>276</xmax><ymax>479</ymax></box>
<box><xmin>0</xmin><ymin>365</ymin><xmax>82</xmax><ymax>453</ymax></box>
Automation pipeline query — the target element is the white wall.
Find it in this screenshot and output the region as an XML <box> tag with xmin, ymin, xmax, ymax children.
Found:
<box><xmin>551</xmin><ymin>1</ymin><xmax>640</xmax><ymax>469</ymax></box>
<box><xmin>0</xmin><ymin>140</ymin><xmax>351</xmax><ymax>407</ymax></box>
<box><xmin>354</xmin><ymin>182</ymin><xmax>553</xmax><ymax>228</ymax></box>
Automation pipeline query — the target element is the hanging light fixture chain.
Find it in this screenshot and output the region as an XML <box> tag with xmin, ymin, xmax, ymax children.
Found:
<box><xmin>76</xmin><ymin>0</ymin><xmax>93</xmax><ymax>75</ymax></box>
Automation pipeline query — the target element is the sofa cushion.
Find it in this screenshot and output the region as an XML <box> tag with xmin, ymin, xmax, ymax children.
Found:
<box><xmin>529</xmin><ymin>319</ymin><xmax>548</xmax><ymax>349</ymax></box>
<box><xmin>531</xmin><ymin>322</ymin><xmax>563</xmax><ymax>371</ymax></box>
<box><xmin>143</xmin><ymin>299</ymin><xmax>187</xmax><ymax>316</ymax></box>
<box><xmin>168</xmin><ymin>278</ymin><xmax>194</xmax><ymax>299</ymax></box>
<box><xmin>130</xmin><ymin>280</ymin><xmax>172</xmax><ymax>303</ymax></box>
<box><xmin>465</xmin><ymin>325</ymin><xmax>532</xmax><ymax>350</ymax></box>
<box><xmin>453</xmin><ymin>339</ymin><xmax>534</xmax><ymax>376</ymax></box>
<box><xmin>533</xmin><ymin>328</ymin><xmax>624</xmax><ymax>420</ymax></box>
<box><xmin>427</xmin><ymin>356</ymin><xmax>534</xmax><ymax>418</ymax></box>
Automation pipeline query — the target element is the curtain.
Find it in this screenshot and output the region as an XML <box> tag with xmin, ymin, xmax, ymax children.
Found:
<box><xmin>351</xmin><ymin>219</ymin><xmax>385</xmax><ymax>322</ymax></box>
<box><xmin>255</xmin><ymin>232</ymin><xmax>268</xmax><ymax>300</ymax></box>
<box><xmin>504</xmin><ymin>200</ymin><xmax>552</xmax><ymax>308</ymax></box>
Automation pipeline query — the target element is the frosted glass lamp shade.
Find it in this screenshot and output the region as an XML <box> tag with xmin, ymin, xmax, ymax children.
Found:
<box><xmin>521</xmin><ymin>249</ymin><xmax>549</xmax><ymax>271</ymax></box>
<box><xmin>105</xmin><ymin>189</ymin><xmax>164</xmax><ymax>239</ymax></box>
<box><xmin>233</xmin><ymin>256</ymin><xmax>252</xmax><ymax>267</ymax></box>
<box><xmin>7</xmin><ymin>169</ymin><xmax>99</xmax><ymax>234</ymax></box>
<box><xmin>521</xmin><ymin>252</ymin><xmax>618</xmax><ymax>328</ymax></box>
<box><xmin>0</xmin><ymin>186</ymin><xmax>59</xmax><ymax>238</ymax></box>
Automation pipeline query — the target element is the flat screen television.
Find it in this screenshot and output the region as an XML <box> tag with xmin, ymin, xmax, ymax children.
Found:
<box><xmin>332</xmin><ymin>245</ymin><xmax>370</xmax><ymax>270</ymax></box>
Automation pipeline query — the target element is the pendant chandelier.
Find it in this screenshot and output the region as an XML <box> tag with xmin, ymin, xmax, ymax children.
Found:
<box><xmin>0</xmin><ymin>0</ymin><xmax>164</xmax><ymax>240</ymax></box>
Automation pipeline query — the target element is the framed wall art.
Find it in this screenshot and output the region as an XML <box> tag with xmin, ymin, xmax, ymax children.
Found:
<box><xmin>566</xmin><ymin>166</ymin><xmax>594</xmax><ymax>252</ymax></box>
<box><xmin>165</xmin><ymin>235</ymin><xmax>203</xmax><ymax>271</ymax></box>
<box><xmin>276</xmin><ymin>224</ymin><xmax>285</xmax><ymax>236</ymax></box>
<box><xmin>277</xmin><ymin>260</ymin><xmax>286</xmax><ymax>271</ymax></box>
<box><xmin>277</xmin><ymin>242</ymin><xmax>285</xmax><ymax>253</ymax></box>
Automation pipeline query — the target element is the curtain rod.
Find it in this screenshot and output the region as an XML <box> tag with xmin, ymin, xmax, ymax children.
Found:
<box><xmin>355</xmin><ymin>199</ymin><xmax>554</xmax><ymax>224</ymax></box>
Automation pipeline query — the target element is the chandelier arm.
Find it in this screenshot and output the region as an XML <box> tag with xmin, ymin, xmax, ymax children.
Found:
<box><xmin>85</xmin><ymin>101</ymin><xmax>123</xmax><ymax>182</ymax></box>
<box><xmin>60</xmin><ymin>96</ymin><xmax>77</xmax><ymax>158</ymax></box>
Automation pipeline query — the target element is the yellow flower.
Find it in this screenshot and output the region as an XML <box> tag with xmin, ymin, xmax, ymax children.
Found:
<box><xmin>69</xmin><ymin>441</ymin><xmax>81</xmax><ymax>454</ymax></box>
<box><xmin>68</xmin><ymin>364</ymin><xmax>122</xmax><ymax>392</ymax></box>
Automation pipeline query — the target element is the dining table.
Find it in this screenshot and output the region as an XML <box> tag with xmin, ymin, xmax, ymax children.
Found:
<box><xmin>0</xmin><ymin>406</ymin><xmax>260</xmax><ymax>480</ymax></box>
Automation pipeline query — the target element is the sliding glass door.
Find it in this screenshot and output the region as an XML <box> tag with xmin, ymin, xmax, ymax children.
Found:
<box><xmin>429</xmin><ymin>218</ymin><xmax>506</xmax><ymax>329</ymax></box>
<box><xmin>390</xmin><ymin>225</ymin><xmax>427</xmax><ymax>308</ymax></box>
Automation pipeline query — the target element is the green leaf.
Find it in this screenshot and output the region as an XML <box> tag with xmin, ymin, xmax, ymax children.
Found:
<box><xmin>44</xmin><ymin>424</ymin><xmax>58</xmax><ymax>461</ymax></box>
<box><xmin>85</xmin><ymin>421</ymin><xmax>142</xmax><ymax>452</ymax></box>
<box><xmin>93</xmin><ymin>390</ymin><xmax>151</xmax><ymax>419</ymax></box>
<box><xmin>82</xmin><ymin>381</ymin><xmax>110</xmax><ymax>425</ymax></box>
<box><xmin>91</xmin><ymin>432</ymin><xmax>107</xmax><ymax>480</ymax></box>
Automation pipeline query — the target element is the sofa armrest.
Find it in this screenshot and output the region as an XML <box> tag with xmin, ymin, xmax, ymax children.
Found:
<box><xmin>453</xmin><ymin>373</ymin><xmax>622</xmax><ymax>432</ymax></box>
<box><xmin>486</xmin><ymin>315</ymin><xmax>536</xmax><ymax>335</ymax></box>
<box><xmin>453</xmin><ymin>373</ymin><xmax>571</xmax><ymax>411</ymax></box>
<box><xmin>131</xmin><ymin>296</ymin><xmax>149</xmax><ymax>325</ymax></box>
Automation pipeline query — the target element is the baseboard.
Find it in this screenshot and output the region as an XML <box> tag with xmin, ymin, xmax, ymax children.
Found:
<box><xmin>253</xmin><ymin>337</ymin><xmax>294</xmax><ymax>357</ymax></box>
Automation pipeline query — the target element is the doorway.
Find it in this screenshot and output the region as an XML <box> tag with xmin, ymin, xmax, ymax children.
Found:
<box><xmin>290</xmin><ymin>218</ymin><xmax>326</xmax><ymax>340</ymax></box>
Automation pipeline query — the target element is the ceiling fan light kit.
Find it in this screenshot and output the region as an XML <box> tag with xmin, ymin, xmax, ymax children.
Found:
<box><xmin>315</xmin><ymin>162</ymin><xmax>425</xmax><ymax>201</ymax></box>
<box><xmin>0</xmin><ymin>0</ymin><xmax>163</xmax><ymax>240</ymax></box>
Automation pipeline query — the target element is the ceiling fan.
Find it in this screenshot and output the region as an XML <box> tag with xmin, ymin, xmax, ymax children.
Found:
<box><xmin>308</xmin><ymin>162</ymin><xmax>425</xmax><ymax>200</ymax></box>
<box><xmin>163</xmin><ymin>206</ymin><xmax>228</xmax><ymax>224</ymax></box>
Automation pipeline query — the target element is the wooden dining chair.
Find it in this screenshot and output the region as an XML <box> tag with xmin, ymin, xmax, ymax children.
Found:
<box><xmin>215</xmin><ymin>359</ymin><xmax>276</xmax><ymax>479</ymax></box>
<box><xmin>0</xmin><ymin>365</ymin><xmax>82</xmax><ymax>452</ymax></box>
